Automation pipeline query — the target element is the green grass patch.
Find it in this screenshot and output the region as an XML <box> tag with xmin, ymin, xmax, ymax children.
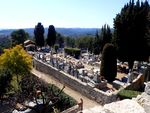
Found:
<box><xmin>118</xmin><ymin>89</ymin><xmax>142</xmax><ymax>99</ymax></box>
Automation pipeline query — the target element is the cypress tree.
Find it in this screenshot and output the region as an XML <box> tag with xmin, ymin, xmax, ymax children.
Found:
<box><xmin>93</xmin><ymin>30</ymin><xmax>101</xmax><ymax>55</ymax></box>
<box><xmin>113</xmin><ymin>0</ymin><xmax>150</xmax><ymax>69</ymax></box>
<box><xmin>47</xmin><ymin>25</ymin><xmax>56</xmax><ymax>47</ymax></box>
<box><xmin>100</xmin><ymin>43</ymin><xmax>117</xmax><ymax>82</ymax></box>
<box><xmin>34</xmin><ymin>22</ymin><xmax>45</xmax><ymax>47</ymax></box>
<box><xmin>100</xmin><ymin>24</ymin><xmax>112</xmax><ymax>52</ymax></box>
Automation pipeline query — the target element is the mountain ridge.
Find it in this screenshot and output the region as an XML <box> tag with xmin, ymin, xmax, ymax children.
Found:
<box><xmin>0</xmin><ymin>28</ymin><xmax>99</xmax><ymax>38</ymax></box>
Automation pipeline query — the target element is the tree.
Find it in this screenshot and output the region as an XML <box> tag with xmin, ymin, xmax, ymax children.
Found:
<box><xmin>11</xmin><ymin>29</ymin><xmax>29</xmax><ymax>46</ymax></box>
<box><xmin>56</xmin><ymin>33</ymin><xmax>64</xmax><ymax>48</ymax></box>
<box><xmin>93</xmin><ymin>30</ymin><xmax>101</xmax><ymax>55</ymax></box>
<box><xmin>0</xmin><ymin>45</ymin><xmax>32</xmax><ymax>89</ymax></box>
<box><xmin>75</xmin><ymin>36</ymin><xmax>94</xmax><ymax>52</ymax></box>
<box><xmin>64</xmin><ymin>47</ymin><xmax>81</xmax><ymax>59</ymax></box>
<box><xmin>0</xmin><ymin>36</ymin><xmax>11</xmax><ymax>54</ymax></box>
<box><xmin>0</xmin><ymin>69</ymin><xmax>12</xmax><ymax>99</ymax></box>
<box><xmin>87</xmin><ymin>37</ymin><xmax>94</xmax><ymax>53</ymax></box>
<box><xmin>64</xmin><ymin>36</ymin><xmax>76</xmax><ymax>48</ymax></box>
<box><xmin>100</xmin><ymin>43</ymin><xmax>117</xmax><ymax>82</ymax></box>
<box><xmin>54</xmin><ymin>44</ymin><xmax>59</xmax><ymax>53</ymax></box>
<box><xmin>34</xmin><ymin>22</ymin><xmax>45</xmax><ymax>47</ymax></box>
<box><xmin>100</xmin><ymin>24</ymin><xmax>112</xmax><ymax>52</ymax></box>
<box><xmin>113</xmin><ymin>0</ymin><xmax>150</xmax><ymax>69</ymax></box>
<box><xmin>93</xmin><ymin>25</ymin><xmax>112</xmax><ymax>55</ymax></box>
<box><xmin>46</xmin><ymin>25</ymin><xmax>56</xmax><ymax>47</ymax></box>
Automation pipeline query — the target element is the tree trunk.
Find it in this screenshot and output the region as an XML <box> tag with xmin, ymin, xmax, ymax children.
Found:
<box><xmin>128</xmin><ymin>59</ymin><xmax>134</xmax><ymax>70</ymax></box>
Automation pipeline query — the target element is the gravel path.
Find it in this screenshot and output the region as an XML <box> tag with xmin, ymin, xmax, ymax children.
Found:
<box><xmin>31</xmin><ymin>68</ymin><xmax>102</xmax><ymax>110</ymax></box>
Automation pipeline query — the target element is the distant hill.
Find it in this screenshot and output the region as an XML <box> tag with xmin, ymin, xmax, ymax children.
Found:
<box><xmin>0</xmin><ymin>28</ymin><xmax>99</xmax><ymax>38</ymax></box>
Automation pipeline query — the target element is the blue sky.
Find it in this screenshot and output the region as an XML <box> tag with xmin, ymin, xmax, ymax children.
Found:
<box><xmin>0</xmin><ymin>0</ymin><xmax>147</xmax><ymax>29</ymax></box>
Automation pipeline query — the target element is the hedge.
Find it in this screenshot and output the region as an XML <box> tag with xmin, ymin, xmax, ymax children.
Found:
<box><xmin>64</xmin><ymin>47</ymin><xmax>81</xmax><ymax>59</ymax></box>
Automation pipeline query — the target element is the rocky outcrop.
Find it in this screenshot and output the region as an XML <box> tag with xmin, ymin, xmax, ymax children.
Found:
<box><xmin>83</xmin><ymin>99</ymin><xmax>146</xmax><ymax>113</ymax></box>
<box><xmin>103</xmin><ymin>99</ymin><xmax>146</xmax><ymax>113</ymax></box>
<box><xmin>133</xmin><ymin>93</ymin><xmax>150</xmax><ymax>113</ymax></box>
<box><xmin>132</xmin><ymin>82</ymin><xmax>150</xmax><ymax>113</ymax></box>
<box><xmin>83</xmin><ymin>82</ymin><xmax>150</xmax><ymax>113</ymax></box>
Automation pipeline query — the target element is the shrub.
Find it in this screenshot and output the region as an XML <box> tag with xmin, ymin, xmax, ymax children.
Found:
<box><xmin>20</xmin><ymin>74</ymin><xmax>77</xmax><ymax>112</ymax></box>
<box><xmin>64</xmin><ymin>47</ymin><xmax>81</xmax><ymax>59</ymax></box>
<box><xmin>100</xmin><ymin>43</ymin><xmax>117</xmax><ymax>82</ymax></box>
<box><xmin>0</xmin><ymin>45</ymin><xmax>32</xmax><ymax>90</ymax></box>
<box><xmin>0</xmin><ymin>69</ymin><xmax>12</xmax><ymax>98</ymax></box>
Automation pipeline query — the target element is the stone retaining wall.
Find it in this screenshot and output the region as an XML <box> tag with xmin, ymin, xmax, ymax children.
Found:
<box><xmin>61</xmin><ymin>105</ymin><xmax>80</xmax><ymax>113</ymax></box>
<box><xmin>33</xmin><ymin>58</ymin><xmax>117</xmax><ymax>104</ymax></box>
<box><xmin>125</xmin><ymin>73</ymin><xmax>144</xmax><ymax>90</ymax></box>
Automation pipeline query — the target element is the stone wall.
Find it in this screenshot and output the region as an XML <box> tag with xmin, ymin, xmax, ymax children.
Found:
<box><xmin>61</xmin><ymin>105</ymin><xmax>80</xmax><ymax>113</ymax></box>
<box><xmin>125</xmin><ymin>73</ymin><xmax>144</xmax><ymax>90</ymax></box>
<box><xmin>33</xmin><ymin>58</ymin><xmax>117</xmax><ymax>104</ymax></box>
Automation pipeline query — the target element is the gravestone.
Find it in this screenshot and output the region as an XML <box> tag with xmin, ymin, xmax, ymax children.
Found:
<box><xmin>145</xmin><ymin>82</ymin><xmax>150</xmax><ymax>95</ymax></box>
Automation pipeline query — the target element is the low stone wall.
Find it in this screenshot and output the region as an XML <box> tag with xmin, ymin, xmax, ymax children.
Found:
<box><xmin>61</xmin><ymin>105</ymin><xmax>80</xmax><ymax>113</ymax></box>
<box><xmin>125</xmin><ymin>73</ymin><xmax>144</xmax><ymax>90</ymax></box>
<box><xmin>115</xmin><ymin>73</ymin><xmax>144</xmax><ymax>99</ymax></box>
<box><xmin>33</xmin><ymin>58</ymin><xmax>117</xmax><ymax>104</ymax></box>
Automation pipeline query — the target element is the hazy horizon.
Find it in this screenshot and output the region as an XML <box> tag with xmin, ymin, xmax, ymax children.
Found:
<box><xmin>0</xmin><ymin>26</ymin><xmax>106</xmax><ymax>30</ymax></box>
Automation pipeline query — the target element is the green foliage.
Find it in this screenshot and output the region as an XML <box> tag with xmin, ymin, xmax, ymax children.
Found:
<box><xmin>11</xmin><ymin>29</ymin><xmax>29</xmax><ymax>46</ymax></box>
<box><xmin>0</xmin><ymin>36</ymin><xmax>11</xmax><ymax>52</ymax></box>
<box><xmin>118</xmin><ymin>89</ymin><xmax>142</xmax><ymax>99</ymax></box>
<box><xmin>47</xmin><ymin>84</ymin><xmax>77</xmax><ymax>111</ymax></box>
<box><xmin>2</xmin><ymin>38</ymin><xmax>11</xmax><ymax>49</ymax></box>
<box><xmin>20</xmin><ymin>74</ymin><xmax>77</xmax><ymax>112</ymax></box>
<box><xmin>93</xmin><ymin>30</ymin><xmax>101</xmax><ymax>55</ymax></box>
<box><xmin>54</xmin><ymin>44</ymin><xmax>59</xmax><ymax>53</ymax></box>
<box><xmin>64</xmin><ymin>47</ymin><xmax>81</xmax><ymax>59</ymax></box>
<box><xmin>93</xmin><ymin>25</ymin><xmax>112</xmax><ymax>55</ymax></box>
<box><xmin>56</xmin><ymin>90</ymin><xmax>77</xmax><ymax>111</ymax></box>
<box><xmin>100</xmin><ymin>43</ymin><xmax>117</xmax><ymax>82</ymax></box>
<box><xmin>113</xmin><ymin>0</ymin><xmax>150</xmax><ymax>69</ymax></box>
<box><xmin>47</xmin><ymin>25</ymin><xmax>56</xmax><ymax>47</ymax></box>
<box><xmin>34</xmin><ymin>22</ymin><xmax>45</xmax><ymax>47</ymax></box>
<box><xmin>100</xmin><ymin>24</ymin><xmax>112</xmax><ymax>52</ymax></box>
<box><xmin>56</xmin><ymin>33</ymin><xmax>64</xmax><ymax>48</ymax></box>
<box><xmin>75</xmin><ymin>36</ymin><xmax>94</xmax><ymax>53</ymax></box>
<box><xmin>64</xmin><ymin>36</ymin><xmax>76</xmax><ymax>48</ymax></box>
<box><xmin>0</xmin><ymin>69</ymin><xmax>12</xmax><ymax>98</ymax></box>
<box><xmin>0</xmin><ymin>45</ymin><xmax>32</xmax><ymax>88</ymax></box>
